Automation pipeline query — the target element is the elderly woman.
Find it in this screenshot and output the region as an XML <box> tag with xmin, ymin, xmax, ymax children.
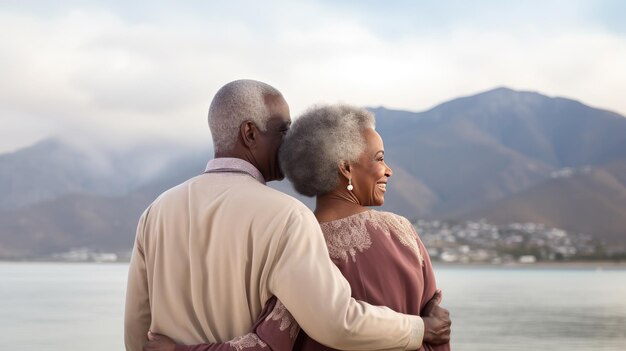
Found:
<box><xmin>145</xmin><ymin>105</ymin><xmax>451</xmax><ymax>351</ymax></box>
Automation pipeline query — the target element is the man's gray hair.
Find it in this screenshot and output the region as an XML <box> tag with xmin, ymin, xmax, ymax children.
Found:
<box><xmin>208</xmin><ymin>79</ymin><xmax>283</xmax><ymax>153</ymax></box>
<box><xmin>279</xmin><ymin>104</ymin><xmax>375</xmax><ymax>197</ymax></box>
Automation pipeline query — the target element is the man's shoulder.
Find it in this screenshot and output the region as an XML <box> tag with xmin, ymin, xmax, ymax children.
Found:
<box><xmin>157</xmin><ymin>174</ymin><xmax>202</xmax><ymax>196</ymax></box>
<box><xmin>142</xmin><ymin>174</ymin><xmax>204</xmax><ymax>209</ymax></box>
<box><xmin>195</xmin><ymin>174</ymin><xmax>311</xmax><ymax>213</ymax></box>
<box><xmin>242</xmin><ymin>180</ymin><xmax>311</xmax><ymax>213</ymax></box>
<box><xmin>145</xmin><ymin>174</ymin><xmax>312</xmax><ymax>218</ymax></box>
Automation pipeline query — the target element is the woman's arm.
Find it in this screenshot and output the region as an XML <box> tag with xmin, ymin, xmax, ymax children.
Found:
<box><xmin>143</xmin><ymin>297</ymin><xmax>300</xmax><ymax>351</ymax></box>
<box><xmin>412</xmin><ymin>227</ymin><xmax>451</xmax><ymax>351</ymax></box>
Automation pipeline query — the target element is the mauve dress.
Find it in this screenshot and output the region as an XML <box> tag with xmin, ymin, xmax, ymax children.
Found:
<box><xmin>177</xmin><ymin>210</ymin><xmax>449</xmax><ymax>351</ymax></box>
<box><xmin>294</xmin><ymin>210</ymin><xmax>450</xmax><ymax>351</ymax></box>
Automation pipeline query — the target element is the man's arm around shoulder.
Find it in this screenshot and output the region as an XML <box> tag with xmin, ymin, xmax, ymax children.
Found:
<box><xmin>268</xmin><ymin>208</ymin><xmax>424</xmax><ymax>350</ymax></box>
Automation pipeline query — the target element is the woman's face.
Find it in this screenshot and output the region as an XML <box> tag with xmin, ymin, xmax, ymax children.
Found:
<box><xmin>350</xmin><ymin>128</ymin><xmax>393</xmax><ymax>206</ymax></box>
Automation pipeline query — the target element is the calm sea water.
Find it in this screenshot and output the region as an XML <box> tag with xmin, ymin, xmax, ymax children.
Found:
<box><xmin>1</xmin><ymin>262</ymin><xmax>625</xmax><ymax>350</ymax></box>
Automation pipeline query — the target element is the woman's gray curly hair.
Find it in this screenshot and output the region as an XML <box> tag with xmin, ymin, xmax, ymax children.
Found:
<box><xmin>279</xmin><ymin>104</ymin><xmax>375</xmax><ymax>197</ymax></box>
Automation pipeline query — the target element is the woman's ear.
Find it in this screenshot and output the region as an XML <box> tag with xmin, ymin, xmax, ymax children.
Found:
<box><xmin>240</xmin><ymin>121</ymin><xmax>258</xmax><ymax>149</ymax></box>
<box><xmin>338</xmin><ymin>161</ymin><xmax>352</xmax><ymax>180</ymax></box>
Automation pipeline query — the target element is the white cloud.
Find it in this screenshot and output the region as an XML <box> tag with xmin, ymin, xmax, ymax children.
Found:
<box><xmin>1</xmin><ymin>1</ymin><xmax>625</xmax><ymax>153</ymax></box>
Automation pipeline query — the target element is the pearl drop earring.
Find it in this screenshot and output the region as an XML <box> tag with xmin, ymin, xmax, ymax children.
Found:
<box><xmin>347</xmin><ymin>178</ymin><xmax>354</xmax><ymax>191</ymax></box>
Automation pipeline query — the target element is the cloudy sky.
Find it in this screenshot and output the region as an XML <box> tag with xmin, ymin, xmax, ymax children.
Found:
<box><xmin>1</xmin><ymin>0</ymin><xmax>625</xmax><ymax>152</ymax></box>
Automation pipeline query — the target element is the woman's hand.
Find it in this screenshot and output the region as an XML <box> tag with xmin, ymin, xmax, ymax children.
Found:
<box><xmin>143</xmin><ymin>331</ymin><xmax>177</xmax><ymax>351</ymax></box>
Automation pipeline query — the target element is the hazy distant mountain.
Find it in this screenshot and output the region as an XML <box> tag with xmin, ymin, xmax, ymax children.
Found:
<box><xmin>1</xmin><ymin>87</ymin><xmax>625</xmax><ymax>258</ymax></box>
<box><xmin>0</xmin><ymin>138</ymin><xmax>206</xmax><ymax>210</ymax></box>
<box><xmin>0</xmin><ymin>149</ymin><xmax>210</xmax><ymax>259</ymax></box>
<box><xmin>0</xmin><ymin>192</ymin><xmax>149</xmax><ymax>259</ymax></box>
<box><xmin>0</xmin><ymin>139</ymin><xmax>121</xmax><ymax>209</ymax></box>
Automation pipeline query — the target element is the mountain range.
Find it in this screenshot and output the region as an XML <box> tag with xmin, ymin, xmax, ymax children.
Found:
<box><xmin>372</xmin><ymin>88</ymin><xmax>626</xmax><ymax>243</ymax></box>
<box><xmin>1</xmin><ymin>87</ymin><xmax>625</xmax><ymax>259</ymax></box>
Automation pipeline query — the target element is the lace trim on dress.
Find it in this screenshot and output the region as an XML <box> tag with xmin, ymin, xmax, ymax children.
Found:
<box><xmin>320</xmin><ymin>212</ymin><xmax>372</xmax><ymax>262</ymax></box>
<box><xmin>227</xmin><ymin>333</ymin><xmax>268</xmax><ymax>351</ymax></box>
<box><xmin>368</xmin><ymin>212</ymin><xmax>424</xmax><ymax>265</ymax></box>
<box><xmin>264</xmin><ymin>300</ymin><xmax>299</xmax><ymax>339</ymax></box>
<box><xmin>320</xmin><ymin>210</ymin><xmax>424</xmax><ymax>265</ymax></box>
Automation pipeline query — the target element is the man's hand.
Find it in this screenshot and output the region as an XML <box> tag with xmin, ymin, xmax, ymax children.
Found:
<box><xmin>422</xmin><ymin>290</ymin><xmax>451</xmax><ymax>345</ymax></box>
<box><xmin>422</xmin><ymin>289</ymin><xmax>443</xmax><ymax>315</ymax></box>
<box><xmin>143</xmin><ymin>331</ymin><xmax>177</xmax><ymax>351</ymax></box>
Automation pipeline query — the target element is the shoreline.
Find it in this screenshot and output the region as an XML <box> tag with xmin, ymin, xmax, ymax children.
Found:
<box><xmin>2</xmin><ymin>259</ymin><xmax>626</xmax><ymax>270</ymax></box>
<box><xmin>433</xmin><ymin>260</ymin><xmax>626</xmax><ymax>270</ymax></box>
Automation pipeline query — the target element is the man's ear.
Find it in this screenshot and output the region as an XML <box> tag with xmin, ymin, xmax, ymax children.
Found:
<box><xmin>338</xmin><ymin>161</ymin><xmax>352</xmax><ymax>180</ymax></box>
<box><xmin>240</xmin><ymin>121</ymin><xmax>258</xmax><ymax>149</ymax></box>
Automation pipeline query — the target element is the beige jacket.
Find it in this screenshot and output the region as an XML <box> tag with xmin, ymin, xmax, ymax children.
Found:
<box><xmin>124</xmin><ymin>168</ymin><xmax>423</xmax><ymax>351</ymax></box>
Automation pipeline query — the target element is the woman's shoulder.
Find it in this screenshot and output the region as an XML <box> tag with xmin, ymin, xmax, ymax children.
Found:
<box><xmin>370</xmin><ymin>210</ymin><xmax>425</xmax><ymax>264</ymax></box>
<box><xmin>319</xmin><ymin>210</ymin><xmax>423</xmax><ymax>264</ymax></box>
<box><xmin>318</xmin><ymin>210</ymin><xmax>414</xmax><ymax>233</ymax></box>
<box><xmin>368</xmin><ymin>210</ymin><xmax>414</xmax><ymax>230</ymax></box>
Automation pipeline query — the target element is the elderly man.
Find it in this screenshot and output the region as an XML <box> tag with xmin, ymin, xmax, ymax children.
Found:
<box><xmin>125</xmin><ymin>80</ymin><xmax>450</xmax><ymax>351</ymax></box>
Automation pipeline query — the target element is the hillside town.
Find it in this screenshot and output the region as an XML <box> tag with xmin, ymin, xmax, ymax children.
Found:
<box><xmin>46</xmin><ymin>219</ymin><xmax>625</xmax><ymax>264</ymax></box>
<box><xmin>415</xmin><ymin>219</ymin><xmax>626</xmax><ymax>264</ymax></box>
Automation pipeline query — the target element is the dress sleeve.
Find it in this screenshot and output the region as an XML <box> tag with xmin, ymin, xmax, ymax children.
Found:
<box><xmin>268</xmin><ymin>208</ymin><xmax>424</xmax><ymax>351</ymax></box>
<box><xmin>175</xmin><ymin>297</ymin><xmax>299</xmax><ymax>351</ymax></box>
<box><xmin>410</xmin><ymin>226</ymin><xmax>451</xmax><ymax>351</ymax></box>
<box><xmin>125</xmin><ymin>208</ymin><xmax>153</xmax><ymax>351</ymax></box>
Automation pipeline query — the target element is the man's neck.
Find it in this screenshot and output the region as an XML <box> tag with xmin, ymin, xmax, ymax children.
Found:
<box><xmin>205</xmin><ymin>156</ymin><xmax>266</xmax><ymax>184</ymax></box>
<box><xmin>214</xmin><ymin>150</ymin><xmax>245</xmax><ymax>160</ymax></box>
<box><xmin>214</xmin><ymin>151</ymin><xmax>256</xmax><ymax>166</ymax></box>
